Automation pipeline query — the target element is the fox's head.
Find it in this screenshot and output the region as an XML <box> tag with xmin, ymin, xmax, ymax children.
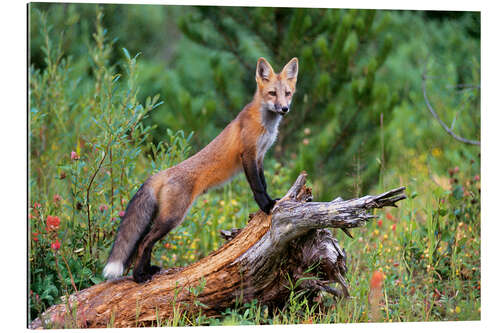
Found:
<box><xmin>255</xmin><ymin>57</ymin><xmax>299</xmax><ymax>115</ymax></box>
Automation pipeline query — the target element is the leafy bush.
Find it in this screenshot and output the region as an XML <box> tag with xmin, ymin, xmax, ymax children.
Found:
<box><xmin>29</xmin><ymin>8</ymin><xmax>185</xmax><ymax>320</ymax></box>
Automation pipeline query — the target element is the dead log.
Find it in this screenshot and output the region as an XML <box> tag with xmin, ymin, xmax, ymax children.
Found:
<box><xmin>30</xmin><ymin>172</ymin><xmax>406</xmax><ymax>328</ymax></box>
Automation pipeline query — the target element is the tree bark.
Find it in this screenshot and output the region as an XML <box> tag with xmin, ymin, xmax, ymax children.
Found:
<box><xmin>30</xmin><ymin>172</ymin><xmax>406</xmax><ymax>328</ymax></box>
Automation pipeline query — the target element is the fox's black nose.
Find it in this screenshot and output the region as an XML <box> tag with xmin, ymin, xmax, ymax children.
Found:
<box><xmin>281</xmin><ymin>106</ymin><xmax>288</xmax><ymax>113</ymax></box>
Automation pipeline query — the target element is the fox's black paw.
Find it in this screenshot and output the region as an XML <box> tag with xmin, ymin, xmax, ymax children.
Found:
<box><xmin>262</xmin><ymin>199</ymin><xmax>277</xmax><ymax>215</ymax></box>
<box><xmin>133</xmin><ymin>271</ymin><xmax>152</xmax><ymax>283</ymax></box>
<box><xmin>133</xmin><ymin>265</ymin><xmax>161</xmax><ymax>283</ymax></box>
<box><xmin>149</xmin><ymin>265</ymin><xmax>161</xmax><ymax>275</ymax></box>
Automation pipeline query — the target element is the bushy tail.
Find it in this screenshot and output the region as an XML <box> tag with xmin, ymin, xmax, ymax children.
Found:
<box><xmin>103</xmin><ymin>183</ymin><xmax>157</xmax><ymax>279</ymax></box>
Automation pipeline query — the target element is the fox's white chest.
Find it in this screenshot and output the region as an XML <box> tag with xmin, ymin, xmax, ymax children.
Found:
<box><xmin>257</xmin><ymin>118</ymin><xmax>280</xmax><ymax>161</ymax></box>
<box><xmin>257</xmin><ymin>130</ymin><xmax>277</xmax><ymax>160</ymax></box>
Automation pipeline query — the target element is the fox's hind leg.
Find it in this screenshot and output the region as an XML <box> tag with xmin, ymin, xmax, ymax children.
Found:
<box><xmin>133</xmin><ymin>182</ymin><xmax>193</xmax><ymax>283</ymax></box>
<box><xmin>132</xmin><ymin>216</ymin><xmax>181</xmax><ymax>282</ymax></box>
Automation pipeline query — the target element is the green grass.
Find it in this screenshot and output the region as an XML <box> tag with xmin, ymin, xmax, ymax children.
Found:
<box><xmin>29</xmin><ymin>153</ymin><xmax>481</xmax><ymax>325</ymax></box>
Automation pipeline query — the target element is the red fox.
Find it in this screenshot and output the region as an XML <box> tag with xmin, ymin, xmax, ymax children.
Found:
<box><xmin>103</xmin><ymin>57</ymin><xmax>299</xmax><ymax>283</ymax></box>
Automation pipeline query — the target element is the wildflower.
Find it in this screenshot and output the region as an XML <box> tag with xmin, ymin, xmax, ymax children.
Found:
<box><xmin>474</xmin><ymin>175</ymin><xmax>480</xmax><ymax>182</ymax></box>
<box><xmin>391</xmin><ymin>224</ymin><xmax>396</xmax><ymax>232</ymax></box>
<box><xmin>302</xmin><ymin>138</ymin><xmax>310</xmax><ymax>145</ymax></box>
<box><xmin>385</xmin><ymin>212</ymin><xmax>395</xmax><ymax>221</ymax></box>
<box><xmin>118</xmin><ymin>211</ymin><xmax>125</xmax><ymax>218</ymax></box>
<box><xmin>377</xmin><ymin>219</ymin><xmax>382</xmax><ymax>227</ymax></box>
<box><xmin>46</xmin><ymin>215</ymin><xmax>61</xmax><ymax>231</ymax></box>
<box><xmin>370</xmin><ymin>271</ymin><xmax>384</xmax><ymax>290</ymax></box>
<box><xmin>304</xmin><ymin>127</ymin><xmax>311</xmax><ymax>135</ymax></box>
<box><xmin>431</xmin><ymin>148</ymin><xmax>442</xmax><ymax>157</ymax></box>
<box><xmin>164</xmin><ymin>243</ymin><xmax>172</xmax><ymax>249</ymax></box>
<box><xmin>433</xmin><ymin>288</ymin><xmax>441</xmax><ymax>299</ymax></box>
<box><xmin>28</xmin><ymin>213</ymin><xmax>34</xmax><ymax>219</ymax></box>
<box><xmin>71</xmin><ymin>151</ymin><xmax>80</xmax><ymax>160</ymax></box>
<box><xmin>51</xmin><ymin>239</ymin><xmax>61</xmax><ymax>251</ymax></box>
<box><xmin>455</xmin><ymin>305</ymin><xmax>461</xmax><ymax>314</ymax></box>
<box><xmin>32</xmin><ymin>232</ymin><xmax>39</xmax><ymax>242</ymax></box>
<box><xmin>454</xmin><ymin>166</ymin><xmax>459</xmax><ymax>173</ymax></box>
<box><xmin>59</xmin><ymin>171</ymin><xmax>66</xmax><ymax>180</ymax></box>
<box><xmin>33</xmin><ymin>202</ymin><xmax>42</xmax><ymax>210</ymax></box>
<box><xmin>99</xmin><ymin>204</ymin><xmax>108</xmax><ymax>212</ymax></box>
<box><xmin>53</xmin><ymin>194</ymin><xmax>62</xmax><ymax>203</ymax></box>
<box><xmin>368</xmin><ymin>270</ymin><xmax>384</xmax><ymax>322</ymax></box>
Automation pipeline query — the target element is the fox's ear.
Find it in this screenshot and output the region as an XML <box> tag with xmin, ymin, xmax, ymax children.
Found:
<box><xmin>256</xmin><ymin>57</ymin><xmax>274</xmax><ymax>82</ymax></box>
<box><xmin>282</xmin><ymin>57</ymin><xmax>299</xmax><ymax>81</ymax></box>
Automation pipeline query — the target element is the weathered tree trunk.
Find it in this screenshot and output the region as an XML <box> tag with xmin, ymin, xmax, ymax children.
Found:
<box><xmin>30</xmin><ymin>172</ymin><xmax>406</xmax><ymax>328</ymax></box>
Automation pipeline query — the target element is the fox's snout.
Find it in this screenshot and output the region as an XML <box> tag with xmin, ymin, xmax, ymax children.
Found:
<box><xmin>275</xmin><ymin>104</ymin><xmax>289</xmax><ymax>115</ymax></box>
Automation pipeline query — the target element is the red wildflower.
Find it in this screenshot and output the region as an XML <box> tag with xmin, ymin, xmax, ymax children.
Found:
<box><xmin>391</xmin><ymin>224</ymin><xmax>396</xmax><ymax>232</ymax></box>
<box><xmin>474</xmin><ymin>175</ymin><xmax>480</xmax><ymax>182</ymax></box>
<box><xmin>28</xmin><ymin>213</ymin><xmax>34</xmax><ymax>220</ymax></box>
<box><xmin>118</xmin><ymin>211</ymin><xmax>126</xmax><ymax>218</ymax></box>
<box><xmin>377</xmin><ymin>219</ymin><xmax>383</xmax><ymax>227</ymax></box>
<box><xmin>370</xmin><ymin>270</ymin><xmax>384</xmax><ymax>290</ymax></box>
<box><xmin>32</xmin><ymin>232</ymin><xmax>39</xmax><ymax>242</ymax></box>
<box><xmin>33</xmin><ymin>202</ymin><xmax>42</xmax><ymax>210</ymax></box>
<box><xmin>53</xmin><ymin>194</ymin><xmax>62</xmax><ymax>203</ymax></box>
<box><xmin>385</xmin><ymin>212</ymin><xmax>395</xmax><ymax>222</ymax></box>
<box><xmin>454</xmin><ymin>166</ymin><xmax>459</xmax><ymax>173</ymax></box>
<box><xmin>99</xmin><ymin>204</ymin><xmax>108</xmax><ymax>212</ymax></box>
<box><xmin>46</xmin><ymin>215</ymin><xmax>61</xmax><ymax>231</ymax></box>
<box><xmin>433</xmin><ymin>288</ymin><xmax>442</xmax><ymax>299</ymax></box>
<box><xmin>71</xmin><ymin>151</ymin><xmax>80</xmax><ymax>160</ymax></box>
<box><xmin>368</xmin><ymin>270</ymin><xmax>384</xmax><ymax>322</ymax></box>
<box><xmin>164</xmin><ymin>243</ymin><xmax>172</xmax><ymax>249</ymax></box>
<box><xmin>51</xmin><ymin>239</ymin><xmax>61</xmax><ymax>250</ymax></box>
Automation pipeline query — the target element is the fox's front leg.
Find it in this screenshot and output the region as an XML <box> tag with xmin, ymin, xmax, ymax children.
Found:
<box><xmin>257</xmin><ymin>158</ymin><xmax>268</xmax><ymax>192</ymax></box>
<box><xmin>242</xmin><ymin>152</ymin><xmax>276</xmax><ymax>214</ymax></box>
<box><xmin>258</xmin><ymin>158</ymin><xmax>281</xmax><ymax>204</ymax></box>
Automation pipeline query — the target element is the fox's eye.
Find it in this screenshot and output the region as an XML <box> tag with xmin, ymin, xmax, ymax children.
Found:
<box><xmin>285</xmin><ymin>91</ymin><xmax>291</xmax><ymax>97</ymax></box>
<box><xmin>269</xmin><ymin>91</ymin><xmax>276</xmax><ymax>96</ymax></box>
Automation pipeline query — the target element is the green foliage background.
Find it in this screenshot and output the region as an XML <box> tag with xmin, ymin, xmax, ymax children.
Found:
<box><xmin>29</xmin><ymin>3</ymin><xmax>480</xmax><ymax>326</ymax></box>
